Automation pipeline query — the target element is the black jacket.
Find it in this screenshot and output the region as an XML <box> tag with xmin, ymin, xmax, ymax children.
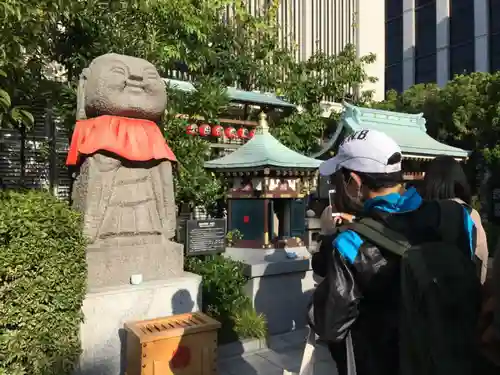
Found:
<box><xmin>493</xmin><ymin>248</ymin><xmax>500</xmax><ymax>335</ymax></box>
<box><xmin>312</xmin><ymin>188</ymin><xmax>476</xmax><ymax>375</ymax></box>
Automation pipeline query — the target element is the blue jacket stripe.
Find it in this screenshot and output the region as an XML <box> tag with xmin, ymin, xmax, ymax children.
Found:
<box><xmin>462</xmin><ymin>207</ymin><xmax>475</xmax><ymax>258</ymax></box>
<box><xmin>333</xmin><ymin>230</ymin><xmax>364</xmax><ymax>264</ymax></box>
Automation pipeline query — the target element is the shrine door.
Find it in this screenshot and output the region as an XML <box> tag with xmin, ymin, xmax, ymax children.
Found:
<box><xmin>290</xmin><ymin>198</ymin><xmax>306</xmax><ymax>239</ymax></box>
<box><xmin>229</xmin><ymin>199</ymin><xmax>265</xmax><ymax>241</ymax></box>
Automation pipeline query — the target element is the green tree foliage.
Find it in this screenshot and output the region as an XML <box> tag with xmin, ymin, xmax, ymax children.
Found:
<box><xmin>0</xmin><ymin>190</ymin><xmax>87</xmax><ymax>375</ymax></box>
<box><xmin>272</xmin><ymin>44</ymin><xmax>377</xmax><ymax>154</ymax></box>
<box><xmin>54</xmin><ymin>0</ymin><xmax>232</xmax><ymax>81</ymax></box>
<box><xmin>199</xmin><ymin>1</ymin><xmax>378</xmax><ymax>154</ymax></box>
<box><xmin>0</xmin><ymin>0</ymin><xmax>76</xmax><ymax>129</ymax></box>
<box><xmin>373</xmin><ymin>72</ymin><xmax>500</xmax><ymax>168</ymax></box>
<box><xmin>279</xmin><ymin>45</ymin><xmax>377</xmax><ymax>108</ymax></box>
<box><xmin>202</xmin><ymin>0</ymin><xmax>290</xmax><ymax>91</ymax></box>
<box><xmin>164</xmin><ymin>78</ymin><xmax>227</xmax><ymax>208</ymax></box>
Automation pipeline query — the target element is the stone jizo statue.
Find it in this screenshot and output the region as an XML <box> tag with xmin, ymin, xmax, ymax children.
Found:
<box><xmin>67</xmin><ymin>53</ymin><xmax>183</xmax><ymax>289</ymax></box>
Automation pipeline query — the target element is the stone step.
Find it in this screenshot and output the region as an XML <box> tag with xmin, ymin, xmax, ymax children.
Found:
<box><xmin>218</xmin><ymin>328</ymin><xmax>309</xmax><ymax>359</ymax></box>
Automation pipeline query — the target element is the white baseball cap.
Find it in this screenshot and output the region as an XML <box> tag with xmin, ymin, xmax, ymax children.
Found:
<box><xmin>319</xmin><ymin>129</ymin><xmax>402</xmax><ymax>176</ymax></box>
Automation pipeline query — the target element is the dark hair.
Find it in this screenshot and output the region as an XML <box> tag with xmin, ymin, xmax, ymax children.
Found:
<box><xmin>421</xmin><ymin>155</ymin><xmax>471</xmax><ymax>204</ymax></box>
<box><xmin>354</xmin><ymin>170</ymin><xmax>403</xmax><ymax>190</ymax></box>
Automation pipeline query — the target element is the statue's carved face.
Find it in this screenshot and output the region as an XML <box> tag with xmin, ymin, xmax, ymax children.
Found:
<box><xmin>84</xmin><ymin>54</ymin><xmax>167</xmax><ymax>122</ymax></box>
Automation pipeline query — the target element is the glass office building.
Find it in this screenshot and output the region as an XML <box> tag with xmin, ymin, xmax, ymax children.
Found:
<box><xmin>386</xmin><ymin>0</ymin><xmax>497</xmax><ymax>94</ymax></box>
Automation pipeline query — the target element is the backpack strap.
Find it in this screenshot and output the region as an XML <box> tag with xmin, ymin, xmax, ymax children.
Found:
<box><xmin>342</xmin><ymin>218</ymin><xmax>411</xmax><ymax>257</ymax></box>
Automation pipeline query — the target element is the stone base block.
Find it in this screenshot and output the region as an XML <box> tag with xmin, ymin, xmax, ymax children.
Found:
<box><xmin>76</xmin><ymin>272</ymin><xmax>201</xmax><ymax>375</ymax></box>
<box><xmin>86</xmin><ymin>241</ymin><xmax>184</xmax><ymax>289</ymax></box>
<box><xmin>224</xmin><ymin>247</ymin><xmax>317</xmax><ymax>335</ymax></box>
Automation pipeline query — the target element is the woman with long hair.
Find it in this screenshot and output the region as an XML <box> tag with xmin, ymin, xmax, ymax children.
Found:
<box><xmin>421</xmin><ymin>155</ymin><xmax>489</xmax><ymax>283</ymax></box>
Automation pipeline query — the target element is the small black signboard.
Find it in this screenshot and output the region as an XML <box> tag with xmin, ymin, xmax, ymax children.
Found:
<box><xmin>185</xmin><ymin>219</ymin><xmax>226</xmax><ymax>256</ymax></box>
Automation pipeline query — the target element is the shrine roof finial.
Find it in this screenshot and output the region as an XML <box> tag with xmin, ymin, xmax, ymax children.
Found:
<box><xmin>255</xmin><ymin>111</ymin><xmax>269</xmax><ymax>135</ymax></box>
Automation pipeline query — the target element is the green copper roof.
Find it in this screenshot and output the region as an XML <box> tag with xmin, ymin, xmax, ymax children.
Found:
<box><xmin>165</xmin><ymin>79</ymin><xmax>295</xmax><ymax>108</ymax></box>
<box><xmin>342</xmin><ymin>103</ymin><xmax>469</xmax><ymax>159</ymax></box>
<box><xmin>204</xmin><ymin>113</ymin><xmax>322</xmax><ymax>170</ymax></box>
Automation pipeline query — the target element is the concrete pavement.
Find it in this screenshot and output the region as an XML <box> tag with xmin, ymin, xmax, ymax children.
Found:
<box><xmin>218</xmin><ymin>329</ymin><xmax>338</xmax><ymax>375</ymax></box>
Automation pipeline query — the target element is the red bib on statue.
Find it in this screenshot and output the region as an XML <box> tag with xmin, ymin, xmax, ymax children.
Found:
<box><xmin>66</xmin><ymin>115</ymin><xmax>176</xmax><ymax>165</ymax></box>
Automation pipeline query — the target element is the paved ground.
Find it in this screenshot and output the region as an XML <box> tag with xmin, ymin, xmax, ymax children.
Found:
<box><xmin>218</xmin><ymin>329</ymin><xmax>338</xmax><ymax>375</ymax></box>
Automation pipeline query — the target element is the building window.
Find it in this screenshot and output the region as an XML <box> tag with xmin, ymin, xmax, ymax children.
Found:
<box><xmin>450</xmin><ymin>43</ymin><xmax>475</xmax><ymax>75</ymax></box>
<box><xmin>385</xmin><ymin>65</ymin><xmax>403</xmax><ymax>93</ymax></box>
<box><xmin>415</xmin><ymin>54</ymin><xmax>437</xmax><ymax>84</ymax></box>
<box><xmin>385</xmin><ymin>0</ymin><xmax>403</xmax><ymax>93</ymax></box>
<box><xmin>490</xmin><ymin>0</ymin><xmax>500</xmax><ymax>71</ymax></box>
<box><xmin>415</xmin><ymin>0</ymin><xmax>437</xmax><ymax>83</ymax></box>
<box><xmin>449</xmin><ymin>0</ymin><xmax>475</xmax><ymax>78</ymax></box>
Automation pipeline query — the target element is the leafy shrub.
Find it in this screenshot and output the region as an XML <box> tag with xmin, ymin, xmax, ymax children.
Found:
<box><xmin>0</xmin><ymin>190</ymin><xmax>87</xmax><ymax>375</ymax></box>
<box><xmin>232</xmin><ymin>300</ymin><xmax>267</xmax><ymax>340</ymax></box>
<box><xmin>225</xmin><ymin>229</ymin><xmax>243</xmax><ymax>245</ymax></box>
<box><xmin>185</xmin><ymin>255</ymin><xmax>267</xmax><ymax>343</ymax></box>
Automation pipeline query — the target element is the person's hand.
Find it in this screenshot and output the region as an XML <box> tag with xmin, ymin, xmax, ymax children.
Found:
<box><xmin>333</xmin><ymin>213</ymin><xmax>355</xmax><ymax>225</ymax></box>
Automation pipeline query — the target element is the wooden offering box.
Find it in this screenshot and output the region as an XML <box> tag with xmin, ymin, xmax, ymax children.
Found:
<box><xmin>124</xmin><ymin>312</ymin><xmax>221</xmax><ymax>375</ymax></box>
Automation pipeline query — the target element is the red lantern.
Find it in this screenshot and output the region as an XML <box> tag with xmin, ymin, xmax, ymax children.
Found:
<box><xmin>198</xmin><ymin>123</ymin><xmax>211</xmax><ymax>136</ymax></box>
<box><xmin>186</xmin><ymin>124</ymin><xmax>198</xmax><ymax>135</ymax></box>
<box><xmin>225</xmin><ymin>126</ymin><xmax>236</xmax><ymax>139</ymax></box>
<box><xmin>211</xmin><ymin>125</ymin><xmax>223</xmax><ymax>137</ymax></box>
<box><xmin>248</xmin><ymin>129</ymin><xmax>256</xmax><ymax>139</ymax></box>
<box><xmin>237</xmin><ymin>127</ymin><xmax>249</xmax><ymax>139</ymax></box>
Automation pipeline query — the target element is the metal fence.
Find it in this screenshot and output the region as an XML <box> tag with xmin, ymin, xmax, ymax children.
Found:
<box><xmin>0</xmin><ymin>104</ymin><xmax>72</xmax><ymax>199</ymax></box>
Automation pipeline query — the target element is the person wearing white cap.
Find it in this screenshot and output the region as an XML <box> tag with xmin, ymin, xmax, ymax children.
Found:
<box><xmin>309</xmin><ymin>129</ymin><xmax>481</xmax><ymax>375</ymax></box>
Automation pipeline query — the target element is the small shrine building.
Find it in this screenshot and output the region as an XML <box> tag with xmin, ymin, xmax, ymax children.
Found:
<box><xmin>315</xmin><ymin>103</ymin><xmax>469</xmax><ymax>197</ymax></box>
<box><xmin>332</xmin><ymin>103</ymin><xmax>469</xmax><ymax>176</ymax></box>
<box><xmin>204</xmin><ymin>112</ymin><xmax>321</xmax><ymax>248</ymax></box>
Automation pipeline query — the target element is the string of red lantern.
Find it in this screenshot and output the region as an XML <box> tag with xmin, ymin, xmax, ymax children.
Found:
<box><xmin>186</xmin><ymin>124</ymin><xmax>198</xmax><ymax>135</ymax></box>
<box><xmin>198</xmin><ymin>123</ymin><xmax>211</xmax><ymax>136</ymax></box>
<box><xmin>185</xmin><ymin>123</ymin><xmax>255</xmax><ymax>139</ymax></box>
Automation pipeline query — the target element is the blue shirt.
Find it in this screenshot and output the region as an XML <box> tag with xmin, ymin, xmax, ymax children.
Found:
<box><xmin>333</xmin><ymin>188</ymin><xmax>475</xmax><ymax>263</ymax></box>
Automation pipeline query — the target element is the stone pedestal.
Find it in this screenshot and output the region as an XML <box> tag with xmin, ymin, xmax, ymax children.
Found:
<box><xmin>76</xmin><ymin>273</ymin><xmax>201</xmax><ymax>375</ymax></box>
<box><xmin>224</xmin><ymin>247</ymin><xmax>317</xmax><ymax>335</ymax></box>
<box><xmin>86</xmin><ymin>241</ymin><xmax>184</xmax><ymax>289</ymax></box>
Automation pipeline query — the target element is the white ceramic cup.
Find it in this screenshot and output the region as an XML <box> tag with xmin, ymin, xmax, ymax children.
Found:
<box><xmin>130</xmin><ymin>274</ymin><xmax>143</xmax><ymax>285</ymax></box>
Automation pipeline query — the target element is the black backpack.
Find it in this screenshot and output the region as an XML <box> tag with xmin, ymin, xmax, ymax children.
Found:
<box><xmin>345</xmin><ymin>200</ymin><xmax>482</xmax><ymax>375</ymax></box>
